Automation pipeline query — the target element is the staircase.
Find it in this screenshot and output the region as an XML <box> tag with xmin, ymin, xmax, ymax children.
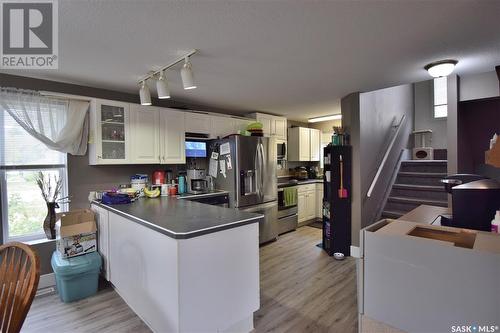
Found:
<box><xmin>381</xmin><ymin>160</ymin><xmax>448</xmax><ymax>219</ymax></box>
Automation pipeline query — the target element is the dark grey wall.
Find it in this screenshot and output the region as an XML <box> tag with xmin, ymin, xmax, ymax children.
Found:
<box><xmin>359</xmin><ymin>84</ymin><xmax>414</xmax><ymax>233</ymax></box>
<box><xmin>343</xmin><ymin>84</ymin><xmax>414</xmax><ymax>246</ymax></box>
<box><xmin>457</xmin><ymin>97</ymin><xmax>500</xmax><ymax>178</ymax></box>
<box><xmin>0</xmin><ymin>73</ymin><xmax>214</xmax><ymax>275</ymax></box>
<box><xmin>341</xmin><ymin>93</ymin><xmax>361</xmax><ymax>245</ymax></box>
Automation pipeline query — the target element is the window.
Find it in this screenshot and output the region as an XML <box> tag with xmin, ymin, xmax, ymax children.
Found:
<box><xmin>433</xmin><ymin>77</ymin><xmax>448</xmax><ymax>118</ymax></box>
<box><xmin>1</xmin><ymin>110</ymin><xmax>67</xmax><ymax>242</ymax></box>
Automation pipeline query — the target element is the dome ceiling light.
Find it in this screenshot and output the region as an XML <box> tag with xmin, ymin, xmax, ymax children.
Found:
<box><xmin>425</xmin><ymin>59</ymin><xmax>458</xmax><ymax>78</ymax></box>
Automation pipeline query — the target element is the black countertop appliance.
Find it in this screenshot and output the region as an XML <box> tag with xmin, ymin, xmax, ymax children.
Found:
<box><xmin>450</xmin><ymin>178</ymin><xmax>500</xmax><ymax>231</ymax></box>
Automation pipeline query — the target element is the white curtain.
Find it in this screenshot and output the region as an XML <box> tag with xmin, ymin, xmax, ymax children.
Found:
<box><xmin>0</xmin><ymin>88</ymin><xmax>89</xmax><ymax>155</ymax></box>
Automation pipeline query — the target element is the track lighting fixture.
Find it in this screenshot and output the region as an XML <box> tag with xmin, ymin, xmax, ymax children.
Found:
<box><xmin>181</xmin><ymin>56</ymin><xmax>196</xmax><ymax>90</ymax></box>
<box><xmin>156</xmin><ymin>71</ymin><xmax>170</xmax><ymax>99</ymax></box>
<box><xmin>137</xmin><ymin>49</ymin><xmax>198</xmax><ymax>104</ymax></box>
<box><xmin>139</xmin><ymin>81</ymin><xmax>152</xmax><ymax>106</ymax></box>
<box><xmin>425</xmin><ymin>59</ymin><xmax>458</xmax><ymax>78</ymax></box>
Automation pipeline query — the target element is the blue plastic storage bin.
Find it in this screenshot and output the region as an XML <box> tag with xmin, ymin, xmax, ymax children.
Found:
<box><xmin>51</xmin><ymin>251</ymin><xmax>101</xmax><ymax>303</ymax></box>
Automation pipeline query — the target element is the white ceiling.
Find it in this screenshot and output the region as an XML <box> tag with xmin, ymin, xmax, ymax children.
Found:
<box><xmin>2</xmin><ymin>0</ymin><xmax>500</xmax><ymax>121</ymax></box>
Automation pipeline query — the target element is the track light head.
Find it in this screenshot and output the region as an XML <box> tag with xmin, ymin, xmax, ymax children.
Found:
<box><xmin>139</xmin><ymin>81</ymin><xmax>152</xmax><ymax>106</ymax></box>
<box><xmin>156</xmin><ymin>71</ymin><xmax>171</xmax><ymax>99</ymax></box>
<box><xmin>181</xmin><ymin>56</ymin><xmax>197</xmax><ymax>90</ymax></box>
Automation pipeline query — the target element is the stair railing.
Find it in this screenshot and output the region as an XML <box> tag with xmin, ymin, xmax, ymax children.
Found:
<box><xmin>367</xmin><ymin>115</ymin><xmax>406</xmax><ymax>198</ymax></box>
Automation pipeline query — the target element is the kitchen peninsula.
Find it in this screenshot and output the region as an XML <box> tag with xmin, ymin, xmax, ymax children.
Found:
<box><xmin>91</xmin><ymin>197</ymin><xmax>263</xmax><ymax>333</ymax></box>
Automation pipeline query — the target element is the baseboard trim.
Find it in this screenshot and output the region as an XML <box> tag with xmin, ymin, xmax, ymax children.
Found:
<box><xmin>350</xmin><ymin>246</ymin><xmax>360</xmax><ymax>258</ymax></box>
<box><xmin>38</xmin><ymin>272</ymin><xmax>56</xmax><ymax>290</ymax></box>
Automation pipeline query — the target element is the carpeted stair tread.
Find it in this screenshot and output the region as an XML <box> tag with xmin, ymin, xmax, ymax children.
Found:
<box><xmin>392</xmin><ymin>184</ymin><xmax>445</xmax><ymax>192</ymax></box>
<box><xmin>381</xmin><ymin>210</ymin><xmax>406</xmax><ymax>219</ymax></box>
<box><xmin>387</xmin><ymin>196</ymin><xmax>448</xmax><ymax>207</ymax></box>
<box><xmin>398</xmin><ymin>171</ymin><xmax>447</xmax><ymax>178</ymax></box>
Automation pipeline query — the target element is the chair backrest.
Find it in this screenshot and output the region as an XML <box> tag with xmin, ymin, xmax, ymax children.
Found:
<box><xmin>0</xmin><ymin>242</ymin><xmax>40</xmax><ymax>333</ymax></box>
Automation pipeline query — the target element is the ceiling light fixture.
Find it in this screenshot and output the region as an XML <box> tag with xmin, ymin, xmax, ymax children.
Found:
<box><xmin>424</xmin><ymin>59</ymin><xmax>458</xmax><ymax>78</ymax></box>
<box><xmin>180</xmin><ymin>56</ymin><xmax>196</xmax><ymax>90</ymax></box>
<box><xmin>308</xmin><ymin>114</ymin><xmax>342</xmax><ymax>123</ymax></box>
<box><xmin>156</xmin><ymin>70</ymin><xmax>170</xmax><ymax>99</ymax></box>
<box><xmin>139</xmin><ymin>81</ymin><xmax>152</xmax><ymax>106</ymax></box>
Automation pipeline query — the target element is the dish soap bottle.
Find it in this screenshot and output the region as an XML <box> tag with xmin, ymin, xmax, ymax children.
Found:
<box><xmin>491</xmin><ymin>211</ymin><xmax>500</xmax><ymax>233</ymax></box>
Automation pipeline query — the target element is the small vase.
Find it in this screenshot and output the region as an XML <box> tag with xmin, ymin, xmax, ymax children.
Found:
<box><xmin>43</xmin><ymin>202</ymin><xmax>57</xmax><ymax>240</ymax></box>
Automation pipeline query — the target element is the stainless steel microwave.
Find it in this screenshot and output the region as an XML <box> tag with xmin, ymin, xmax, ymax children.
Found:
<box><xmin>277</xmin><ymin>140</ymin><xmax>287</xmax><ymax>160</ymax></box>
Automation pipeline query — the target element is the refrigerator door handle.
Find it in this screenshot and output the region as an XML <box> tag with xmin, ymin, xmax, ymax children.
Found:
<box><xmin>259</xmin><ymin>142</ymin><xmax>265</xmax><ymax>199</ymax></box>
<box><xmin>254</xmin><ymin>144</ymin><xmax>260</xmax><ymax>197</ymax></box>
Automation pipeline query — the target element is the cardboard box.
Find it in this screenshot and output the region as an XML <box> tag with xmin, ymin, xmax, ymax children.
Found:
<box><xmin>56</xmin><ymin>209</ymin><xmax>97</xmax><ymax>259</ymax></box>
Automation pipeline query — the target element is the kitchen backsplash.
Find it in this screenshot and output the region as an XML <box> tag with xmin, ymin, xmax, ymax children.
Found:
<box><xmin>68</xmin><ymin>154</ymin><xmax>207</xmax><ymax>209</ymax></box>
<box><xmin>277</xmin><ymin>160</ymin><xmax>320</xmax><ymax>177</ymax></box>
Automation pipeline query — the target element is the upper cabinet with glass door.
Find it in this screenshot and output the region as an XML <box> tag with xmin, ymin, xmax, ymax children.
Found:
<box><xmin>89</xmin><ymin>99</ymin><xmax>130</xmax><ymax>165</ymax></box>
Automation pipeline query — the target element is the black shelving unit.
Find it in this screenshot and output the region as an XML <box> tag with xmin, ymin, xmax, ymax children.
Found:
<box><xmin>322</xmin><ymin>145</ymin><xmax>352</xmax><ymax>256</ymax></box>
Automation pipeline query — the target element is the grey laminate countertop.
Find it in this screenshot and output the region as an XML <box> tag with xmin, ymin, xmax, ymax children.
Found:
<box><xmin>176</xmin><ymin>190</ymin><xmax>229</xmax><ymax>200</ymax></box>
<box><xmin>92</xmin><ymin>197</ymin><xmax>262</xmax><ymax>239</ymax></box>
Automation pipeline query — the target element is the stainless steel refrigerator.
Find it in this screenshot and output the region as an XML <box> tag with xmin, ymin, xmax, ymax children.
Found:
<box><xmin>210</xmin><ymin>136</ymin><xmax>278</xmax><ymax>244</ymax></box>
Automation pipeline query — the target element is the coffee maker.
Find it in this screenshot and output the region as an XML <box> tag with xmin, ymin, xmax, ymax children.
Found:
<box><xmin>187</xmin><ymin>169</ymin><xmax>208</xmax><ymax>194</ymax></box>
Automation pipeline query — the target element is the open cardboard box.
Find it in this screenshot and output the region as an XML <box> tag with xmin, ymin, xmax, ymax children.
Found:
<box><xmin>408</xmin><ymin>226</ymin><xmax>476</xmax><ymax>249</ymax></box>
<box><xmin>56</xmin><ymin>209</ymin><xmax>97</xmax><ymax>259</ymax></box>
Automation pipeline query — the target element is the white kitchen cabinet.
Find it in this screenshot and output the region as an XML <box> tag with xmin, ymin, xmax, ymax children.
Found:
<box><xmin>252</xmin><ymin>113</ymin><xmax>272</xmax><ymax>137</ymax></box>
<box><xmin>129</xmin><ymin>105</ymin><xmax>160</xmax><ymax>164</ymax></box>
<box><xmin>310</xmin><ymin>128</ymin><xmax>320</xmax><ymax>161</ymax></box>
<box><xmin>160</xmin><ymin>109</ymin><xmax>186</xmax><ymax>164</ymax></box>
<box><xmin>211</xmin><ymin>116</ymin><xmax>235</xmax><ymax>138</ymax></box>
<box><xmin>297</xmin><ymin>191</ymin><xmax>307</xmax><ymax>223</ymax></box>
<box><xmin>91</xmin><ymin>204</ymin><xmax>110</xmax><ymax>281</ymax></box>
<box><xmin>233</xmin><ymin>118</ymin><xmax>252</xmax><ymax>133</ymax></box>
<box><xmin>288</xmin><ymin>127</ymin><xmax>310</xmax><ymax>161</ymax></box>
<box><xmin>248</xmin><ymin>112</ymin><xmax>287</xmax><ymax>140</ymax></box>
<box><xmin>89</xmin><ymin>99</ymin><xmax>131</xmax><ymax>165</ymax></box>
<box><xmin>297</xmin><ymin>184</ymin><xmax>317</xmax><ymax>223</ymax></box>
<box><xmin>185</xmin><ymin>112</ymin><xmax>212</xmax><ymax>135</ymax></box>
<box><xmin>305</xmin><ymin>190</ymin><xmax>316</xmax><ymax>221</ymax></box>
<box><xmin>288</xmin><ymin>127</ymin><xmax>321</xmax><ymax>162</ymax></box>
<box><xmin>274</xmin><ymin>118</ymin><xmax>287</xmax><ymax>141</ymax></box>
<box><xmin>211</xmin><ymin>116</ymin><xmax>252</xmax><ymax>139</ymax></box>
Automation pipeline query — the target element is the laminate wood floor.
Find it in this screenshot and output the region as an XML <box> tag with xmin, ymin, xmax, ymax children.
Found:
<box><xmin>23</xmin><ymin>226</ymin><xmax>357</xmax><ymax>333</ymax></box>
<box><xmin>254</xmin><ymin>226</ymin><xmax>358</xmax><ymax>333</ymax></box>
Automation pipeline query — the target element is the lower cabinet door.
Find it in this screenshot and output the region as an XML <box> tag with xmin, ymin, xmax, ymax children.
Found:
<box><xmin>298</xmin><ymin>192</ymin><xmax>307</xmax><ymax>223</ymax></box>
<box><xmin>91</xmin><ymin>205</ymin><xmax>110</xmax><ymax>281</ymax></box>
<box><xmin>305</xmin><ymin>190</ymin><xmax>316</xmax><ymax>220</ymax></box>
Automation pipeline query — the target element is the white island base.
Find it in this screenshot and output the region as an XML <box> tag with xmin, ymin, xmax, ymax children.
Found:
<box><xmin>106</xmin><ymin>211</ymin><xmax>260</xmax><ymax>333</ymax></box>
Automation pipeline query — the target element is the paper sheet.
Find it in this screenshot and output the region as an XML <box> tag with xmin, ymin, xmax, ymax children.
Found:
<box><xmin>219</xmin><ymin>159</ymin><xmax>226</xmax><ymax>178</ymax></box>
<box><xmin>209</xmin><ymin>158</ymin><xmax>218</xmax><ymax>177</ymax></box>
<box><xmin>220</xmin><ymin>142</ymin><xmax>230</xmax><ymax>155</ymax></box>
<box><xmin>226</xmin><ymin>155</ymin><xmax>232</xmax><ymax>170</ymax></box>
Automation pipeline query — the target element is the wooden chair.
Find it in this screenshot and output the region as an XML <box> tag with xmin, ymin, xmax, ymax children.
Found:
<box><xmin>0</xmin><ymin>242</ymin><xmax>40</xmax><ymax>333</ymax></box>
